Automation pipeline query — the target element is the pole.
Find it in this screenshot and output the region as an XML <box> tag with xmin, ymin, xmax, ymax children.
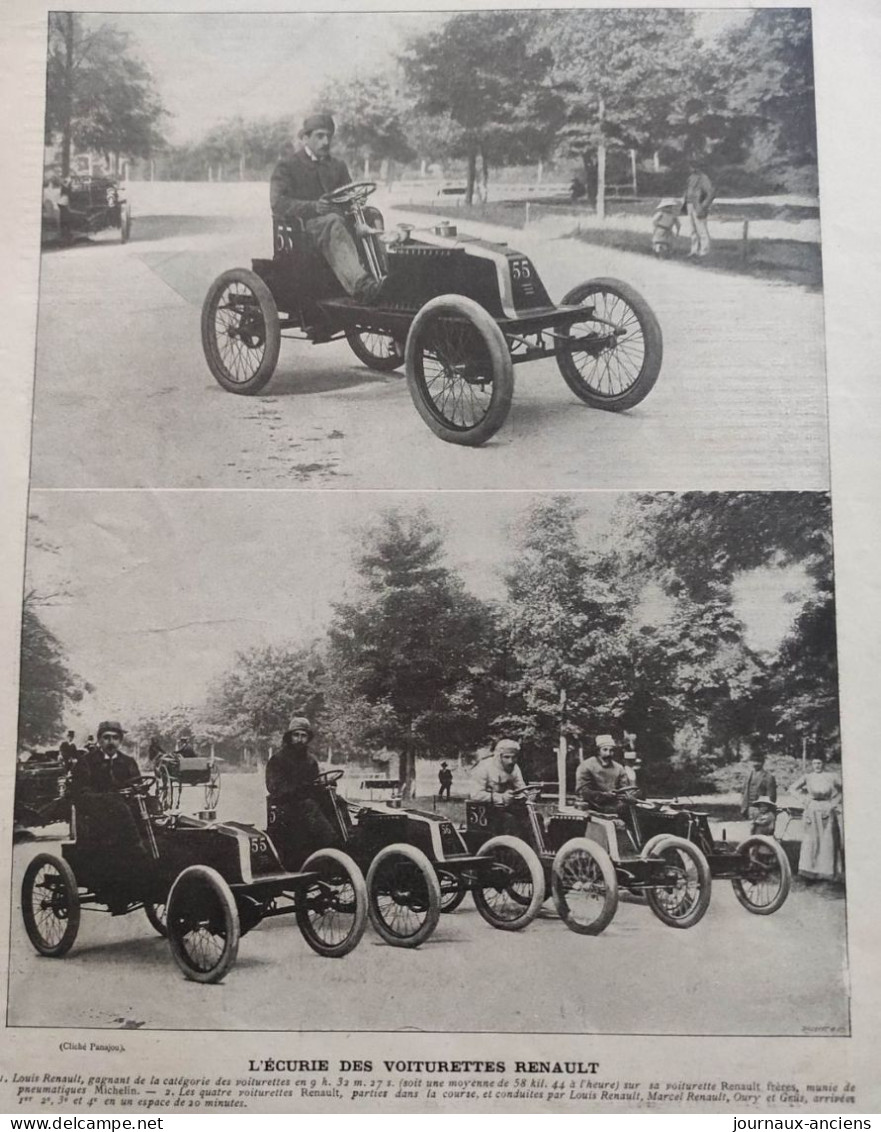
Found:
<box><xmin>596</xmin><ymin>97</ymin><xmax>606</xmax><ymax>222</ymax></box>
<box><xmin>557</xmin><ymin>688</ymin><xmax>568</xmax><ymax>809</ymax></box>
<box><xmin>630</xmin><ymin>148</ymin><xmax>638</xmax><ymax>196</ymax></box>
<box><xmin>802</xmin><ymin>735</ymin><xmax>807</xmax><ymax>774</ymax></box>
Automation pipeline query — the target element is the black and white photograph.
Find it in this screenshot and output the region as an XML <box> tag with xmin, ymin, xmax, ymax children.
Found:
<box><xmin>1</xmin><ymin>0</ymin><xmax>878</xmax><ymax>1117</ymax></box>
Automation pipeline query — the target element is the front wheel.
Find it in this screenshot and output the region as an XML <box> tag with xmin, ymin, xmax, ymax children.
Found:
<box><xmin>473</xmin><ymin>835</ymin><xmax>545</xmax><ymax>931</ymax></box>
<box><xmin>551</xmin><ymin>837</ymin><xmax>619</xmax><ymax>935</ymax></box>
<box><xmin>144</xmin><ymin>902</ymin><xmax>167</xmax><ymax>937</ymax></box>
<box><xmin>642</xmin><ymin>835</ymin><xmax>711</xmax><ymax>929</ymax></box>
<box><xmin>405</xmin><ymin>294</ymin><xmax>513</xmax><ymax>446</ymax></box>
<box><xmin>201</xmin><ymin>268</ymin><xmax>280</xmax><ymax>395</ymax></box>
<box><xmin>366</xmin><ymin>844</ymin><xmax>440</xmax><ymax>948</ymax></box>
<box><xmin>22</xmin><ymin>853</ymin><xmax>81</xmax><ymax>957</ymax></box>
<box><xmin>166</xmin><ymin>865</ymin><xmax>240</xmax><ymax>983</ymax></box>
<box><xmin>347</xmin><ymin>330</ymin><xmax>404</xmax><ymax>372</ymax></box>
<box><xmin>296</xmin><ymin>848</ymin><xmax>367</xmax><ymax>957</ymax></box>
<box><xmin>731</xmin><ymin>835</ymin><xmax>792</xmax><ymax>915</ymax></box>
<box><xmin>556</xmin><ymin>278</ymin><xmax>662</xmax><ymax>411</ymax></box>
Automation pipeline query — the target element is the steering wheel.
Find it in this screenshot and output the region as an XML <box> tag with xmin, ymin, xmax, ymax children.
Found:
<box><xmin>510</xmin><ymin>785</ymin><xmax>542</xmax><ymax>801</ymax></box>
<box><xmin>118</xmin><ymin>774</ymin><xmax>156</xmax><ymax>796</ymax></box>
<box><xmin>314</xmin><ymin>769</ymin><xmax>345</xmax><ymax>786</ymax></box>
<box><xmin>322</xmin><ymin>181</ymin><xmax>377</xmax><ymax>207</ymax></box>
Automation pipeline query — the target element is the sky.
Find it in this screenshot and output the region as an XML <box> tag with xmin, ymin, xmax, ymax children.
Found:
<box><xmin>24</xmin><ymin>490</ymin><xmax>809</xmax><ymax>732</ymax></box>
<box><xmin>88</xmin><ymin>9</ymin><xmax>748</xmax><ymax>146</ymax></box>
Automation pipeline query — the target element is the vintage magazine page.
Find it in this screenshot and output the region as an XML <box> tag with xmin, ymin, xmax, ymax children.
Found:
<box><xmin>0</xmin><ymin>0</ymin><xmax>879</xmax><ymax>1116</ymax></box>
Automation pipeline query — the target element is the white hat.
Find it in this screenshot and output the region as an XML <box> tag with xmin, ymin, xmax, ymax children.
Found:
<box><xmin>595</xmin><ymin>735</ymin><xmax>616</xmax><ymax>748</ymax></box>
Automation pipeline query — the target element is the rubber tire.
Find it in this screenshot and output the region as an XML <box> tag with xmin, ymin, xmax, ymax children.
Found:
<box><xmin>144</xmin><ymin>902</ymin><xmax>167</xmax><ymax>937</ymax></box>
<box><xmin>473</xmin><ymin>835</ymin><xmax>545</xmax><ymax>931</ymax></box>
<box><xmin>22</xmin><ymin>853</ymin><xmax>81</xmax><ymax>957</ymax></box>
<box><xmin>201</xmin><ymin>267</ymin><xmax>280</xmax><ymax>396</ymax></box>
<box><xmin>157</xmin><ymin>764</ymin><xmax>179</xmax><ymax>812</ymax></box>
<box><xmin>731</xmin><ymin>834</ymin><xmax>792</xmax><ymax>915</ymax></box>
<box><xmin>642</xmin><ymin>834</ymin><xmax>712</xmax><ymax>929</ymax></box>
<box><xmin>347</xmin><ymin>330</ymin><xmax>405</xmax><ymax>372</ymax></box>
<box><xmin>166</xmin><ymin>865</ymin><xmax>240</xmax><ymax>983</ymax></box>
<box><xmin>405</xmin><ymin>294</ymin><xmax>514</xmax><ymax>446</ymax></box>
<box><xmin>296</xmin><ymin>848</ymin><xmax>368</xmax><ymax>958</ymax></box>
<box><xmin>439</xmin><ymin>874</ymin><xmax>469</xmax><ymax>913</ymax></box>
<box><xmin>551</xmin><ymin>837</ymin><xmax>619</xmax><ymax>936</ymax></box>
<box><xmin>366</xmin><ymin>843</ymin><xmax>441</xmax><ymax>948</ymax></box>
<box><xmin>556</xmin><ymin>277</ymin><xmax>662</xmax><ymax>411</ymax></box>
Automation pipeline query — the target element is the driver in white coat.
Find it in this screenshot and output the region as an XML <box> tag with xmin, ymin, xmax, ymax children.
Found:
<box><xmin>471</xmin><ymin>738</ymin><xmax>529</xmax><ymax>837</ymax></box>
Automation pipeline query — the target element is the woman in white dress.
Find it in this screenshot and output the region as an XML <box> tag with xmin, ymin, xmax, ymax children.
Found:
<box><xmin>790</xmin><ymin>756</ymin><xmax>843</xmax><ymax>881</ymax></box>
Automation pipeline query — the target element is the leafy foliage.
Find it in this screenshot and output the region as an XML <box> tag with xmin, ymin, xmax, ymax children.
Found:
<box><xmin>18</xmin><ymin>594</ymin><xmax>93</xmax><ymax>749</ymax></box>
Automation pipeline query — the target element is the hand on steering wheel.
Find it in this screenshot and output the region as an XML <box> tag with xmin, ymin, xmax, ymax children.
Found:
<box><xmin>510</xmin><ymin>785</ymin><xmax>541</xmax><ymax>801</ymax></box>
<box><xmin>321</xmin><ymin>180</ymin><xmax>377</xmax><ymax>207</ymax></box>
<box><xmin>314</xmin><ymin>769</ymin><xmax>345</xmax><ymax>787</ymax></box>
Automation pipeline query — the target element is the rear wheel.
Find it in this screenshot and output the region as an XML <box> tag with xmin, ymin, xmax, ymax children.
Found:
<box><xmin>347</xmin><ymin>330</ymin><xmax>404</xmax><ymax>372</ymax></box>
<box><xmin>366</xmin><ymin>844</ymin><xmax>440</xmax><ymax>948</ymax></box>
<box><xmin>166</xmin><ymin>865</ymin><xmax>240</xmax><ymax>983</ymax></box>
<box><xmin>731</xmin><ymin>835</ymin><xmax>792</xmax><ymax>915</ymax></box>
<box><xmin>22</xmin><ymin>853</ymin><xmax>81</xmax><ymax>957</ymax></box>
<box><xmin>405</xmin><ymin>295</ymin><xmax>513</xmax><ymax>446</ymax></box>
<box><xmin>157</xmin><ymin>763</ymin><xmax>180</xmax><ymax>812</ymax></box>
<box><xmin>555</xmin><ymin>278</ymin><xmax>662</xmax><ymax>411</ymax></box>
<box><xmin>473</xmin><ymin>835</ymin><xmax>544</xmax><ymax>931</ymax></box>
<box><xmin>204</xmin><ymin>763</ymin><xmax>221</xmax><ymax>810</ymax></box>
<box><xmin>296</xmin><ymin>849</ymin><xmax>367</xmax><ymax>957</ymax></box>
<box><xmin>642</xmin><ymin>835</ymin><xmax>711</xmax><ymax>928</ymax></box>
<box><xmin>144</xmin><ymin>902</ymin><xmax>167</xmax><ymax>937</ymax></box>
<box><xmin>551</xmin><ymin>837</ymin><xmax>619</xmax><ymax>935</ymax></box>
<box><xmin>202</xmin><ymin>268</ymin><xmax>280</xmax><ymax>395</ymax></box>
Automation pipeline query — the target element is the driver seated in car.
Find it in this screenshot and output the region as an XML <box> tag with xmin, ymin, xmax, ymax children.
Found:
<box><xmin>575</xmin><ymin>735</ymin><xmax>634</xmax><ymax>813</ymax></box>
<box><xmin>265</xmin><ymin>716</ymin><xmax>340</xmax><ymax>868</ymax></box>
<box><xmin>71</xmin><ymin>720</ymin><xmax>141</xmax><ymax>796</ymax></box>
<box><xmin>470</xmin><ymin>738</ymin><xmax>531</xmax><ymax>839</ymax></box>
<box><xmin>270</xmin><ymin>113</ymin><xmax>385</xmax><ymax>304</ymax></box>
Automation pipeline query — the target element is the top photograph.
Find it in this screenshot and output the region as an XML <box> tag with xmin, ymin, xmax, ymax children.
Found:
<box><xmin>32</xmin><ymin>8</ymin><xmax>827</xmax><ymax>491</ymax></box>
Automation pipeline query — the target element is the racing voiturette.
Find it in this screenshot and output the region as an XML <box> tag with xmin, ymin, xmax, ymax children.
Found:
<box><xmin>21</xmin><ymin>774</ymin><xmax>367</xmax><ymax>983</ymax></box>
<box><xmin>201</xmin><ymin>181</ymin><xmax>662</xmax><ymax>446</ymax></box>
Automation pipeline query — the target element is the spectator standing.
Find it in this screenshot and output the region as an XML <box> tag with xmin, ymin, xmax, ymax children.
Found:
<box><xmin>683</xmin><ymin>162</ymin><xmax>715</xmax><ymax>258</ymax></box>
<box><xmin>438</xmin><ymin>761</ymin><xmax>453</xmax><ymax>801</ymax></box>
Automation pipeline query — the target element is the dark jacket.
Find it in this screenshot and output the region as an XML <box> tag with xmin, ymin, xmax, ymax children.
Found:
<box><xmin>269</xmin><ymin>147</ymin><xmax>352</xmax><ymax>222</ymax></box>
<box><xmin>740</xmin><ymin>766</ymin><xmax>777</xmax><ymax>815</ymax></box>
<box><xmin>575</xmin><ymin>756</ymin><xmax>630</xmax><ymax>802</ymax></box>
<box><xmin>266</xmin><ymin>743</ymin><xmax>323</xmax><ymax>804</ymax></box>
<box><xmin>72</xmin><ymin>748</ymin><xmax>141</xmax><ymax>795</ymax></box>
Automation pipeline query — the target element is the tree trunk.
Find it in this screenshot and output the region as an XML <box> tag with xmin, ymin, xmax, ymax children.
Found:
<box><xmin>363</xmin><ymin>155</ymin><xmax>370</xmax><ymax>178</ymax></box>
<box><xmin>536</xmin><ymin>157</ymin><xmax>543</xmax><ymax>185</ymax></box>
<box><xmin>630</xmin><ymin>148</ymin><xmax>638</xmax><ymax>195</ymax></box>
<box><xmin>61</xmin><ymin>13</ymin><xmax>75</xmax><ymax>177</ymax></box>
<box><xmin>596</xmin><ymin>97</ymin><xmax>607</xmax><ymax>222</ymax></box>
<box><xmin>479</xmin><ymin>150</ymin><xmax>489</xmax><ymax>203</ymax></box>
<box><xmin>239</xmin><ymin>152</ymin><xmax>245</xmax><ymax>181</ymax></box>
<box><xmin>465</xmin><ymin>149</ymin><xmax>477</xmax><ymax>206</ymax></box>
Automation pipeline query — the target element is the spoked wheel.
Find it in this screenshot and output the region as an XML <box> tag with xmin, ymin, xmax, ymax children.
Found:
<box><xmin>438</xmin><ymin>871</ymin><xmax>469</xmax><ymax>913</ymax></box>
<box><xmin>366</xmin><ymin>844</ymin><xmax>441</xmax><ymax>948</ymax></box>
<box><xmin>551</xmin><ymin>837</ymin><xmax>619</xmax><ymax>935</ymax></box>
<box><xmin>204</xmin><ymin>763</ymin><xmax>221</xmax><ymax>810</ymax></box>
<box><xmin>201</xmin><ymin>267</ymin><xmax>280</xmax><ymax>395</ymax></box>
<box><xmin>642</xmin><ymin>835</ymin><xmax>711</xmax><ymax>928</ymax></box>
<box><xmin>472</xmin><ymin>835</ymin><xmax>545</xmax><ymax>931</ymax></box>
<box><xmin>405</xmin><ymin>294</ymin><xmax>514</xmax><ymax>446</ymax></box>
<box><xmin>296</xmin><ymin>848</ymin><xmax>367</xmax><ymax>958</ymax></box>
<box><xmin>157</xmin><ymin>764</ymin><xmax>180</xmax><ymax>812</ymax></box>
<box><xmin>347</xmin><ymin>330</ymin><xmax>404</xmax><ymax>372</ymax></box>
<box><xmin>144</xmin><ymin>902</ymin><xmax>167</xmax><ymax>937</ymax></box>
<box><xmin>555</xmin><ymin>278</ymin><xmax>662</xmax><ymax>411</ymax></box>
<box><xmin>22</xmin><ymin>853</ymin><xmax>81</xmax><ymax>957</ymax></box>
<box><xmin>166</xmin><ymin>865</ymin><xmax>240</xmax><ymax>983</ymax></box>
<box><xmin>731</xmin><ymin>835</ymin><xmax>792</xmax><ymax>915</ymax></box>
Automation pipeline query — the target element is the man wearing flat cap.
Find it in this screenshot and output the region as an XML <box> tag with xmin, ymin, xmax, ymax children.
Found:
<box><xmin>266</xmin><ymin>716</ymin><xmax>338</xmax><ymax>867</ymax></box>
<box><xmin>575</xmin><ymin>735</ymin><xmax>633</xmax><ymax>811</ymax></box>
<box><xmin>270</xmin><ymin>113</ymin><xmax>384</xmax><ymax>303</ymax></box>
<box><xmin>72</xmin><ymin>720</ymin><xmax>141</xmax><ymax>795</ymax></box>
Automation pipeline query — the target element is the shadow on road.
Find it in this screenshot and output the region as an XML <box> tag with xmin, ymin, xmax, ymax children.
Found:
<box><xmin>260</xmin><ymin>363</ymin><xmax>397</xmax><ymax>397</ymax></box>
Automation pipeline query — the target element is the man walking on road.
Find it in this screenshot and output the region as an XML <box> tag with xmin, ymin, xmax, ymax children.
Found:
<box><xmin>683</xmin><ymin>161</ymin><xmax>715</xmax><ymax>258</ymax></box>
<box><xmin>270</xmin><ymin>113</ymin><xmax>384</xmax><ymax>303</ymax></box>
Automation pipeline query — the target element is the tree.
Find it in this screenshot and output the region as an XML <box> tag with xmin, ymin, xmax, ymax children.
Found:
<box><xmin>720</xmin><ymin>9</ymin><xmax>818</xmax><ymax>175</ymax></box>
<box><xmin>541</xmin><ymin>9</ymin><xmax>705</xmax><ymax>216</ymax></box>
<box><xmin>314</xmin><ymin>75</ymin><xmax>414</xmax><ymax>179</ymax></box>
<box><xmin>18</xmin><ymin>593</ymin><xmax>93</xmax><ymax>748</ymax></box>
<box><xmin>206</xmin><ymin>641</ymin><xmax>328</xmax><ymax>753</ymax></box>
<box><xmin>326</xmin><ymin>509</ymin><xmax>496</xmax><ymax>795</ymax></box>
<box><xmin>401</xmin><ymin>11</ymin><xmax>559</xmax><ymax>203</ymax></box>
<box><xmin>46</xmin><ymin>14</ymin><xmax>167</xmax><ymax>174</ymax></box>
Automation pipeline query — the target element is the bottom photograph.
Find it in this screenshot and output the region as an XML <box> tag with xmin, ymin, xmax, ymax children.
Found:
<box><xmin>10</xmin><ymin>489</ymin><xmax>847</xmax><ymax>1036</ymax></box>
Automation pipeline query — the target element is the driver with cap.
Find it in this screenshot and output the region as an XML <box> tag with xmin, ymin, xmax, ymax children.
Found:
<box><xmin>265</xmin><ymin>716</ymin><xmax>339</xmax><ymax>867</ymax></box>
<box><xmin>270</xmin><ymin>112</ymin><xmax>384</xmax><ymax>303</ymax></box>
<box><xmin>575</xmin><ymin>735</ymin><xmax>633</xmax><ymax>811</ymax></box>
<box><xmin>72</xmin><ymin>720</ymin><xmax>141</xmax><ymax>795</ymax></box>
<box><xmin>471</xmin><ymin>738</ymin><xmax>529</xmax><ymax>838</ymax></box>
